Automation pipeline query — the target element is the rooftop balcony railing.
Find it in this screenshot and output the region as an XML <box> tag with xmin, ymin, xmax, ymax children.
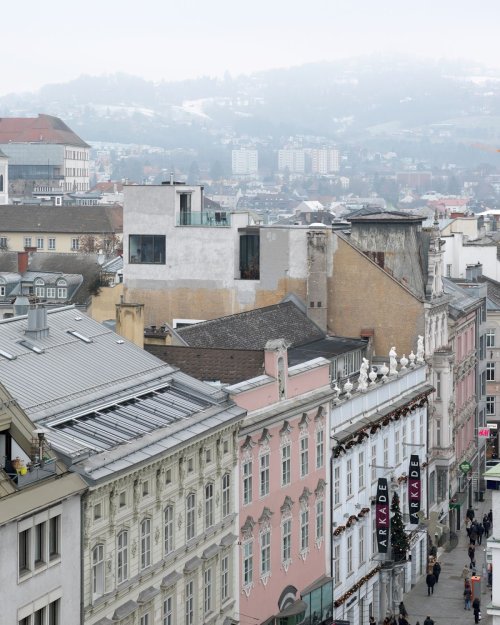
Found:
<box><xmin>176</xmin><ymin>210</ymin><xmax>231</xmax><ymax>227</ymax></box>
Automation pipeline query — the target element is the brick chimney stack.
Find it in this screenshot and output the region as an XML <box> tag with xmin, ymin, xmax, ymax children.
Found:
<box><xmin>17</xmin><ymin>251</ymin><xmax>28</xmax><ymax>273</ymax></box>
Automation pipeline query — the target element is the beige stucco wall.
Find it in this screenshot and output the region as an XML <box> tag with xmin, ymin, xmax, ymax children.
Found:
<box><xmin>88</xmin><ymin>283</ymin><xmax>123</xmax><ymax>322</ymax></box>
<box><xmin>124</xmin><ymin>277</ymin><xmax>307</xmax><ymax>328</ymax></box>
<box><xmin>0</xmin><ymin>232</ymin><xmax>122</xmax><ymax>253</ymax></box>
<box><xmin>328</xmin><ymin>236</ymin><xmax>425</xmax><ymax>357</ymax></box>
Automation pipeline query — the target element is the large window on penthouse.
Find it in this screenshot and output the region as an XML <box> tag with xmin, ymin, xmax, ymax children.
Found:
<box><xmin>129</xmin><ymin>234</ymin><xmax>166</xmax><ymax>264</ymax></box>
<box><xmin>239</xmin><ymin>233</ymin><xmax>260</xmax><ymax>280</ymax></box>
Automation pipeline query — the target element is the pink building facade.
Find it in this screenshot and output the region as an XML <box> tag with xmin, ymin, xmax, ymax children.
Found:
<box><xmin>226</xmin><ymin>339</ymin><xmax>332</xmax><ymax>625</ymax></box>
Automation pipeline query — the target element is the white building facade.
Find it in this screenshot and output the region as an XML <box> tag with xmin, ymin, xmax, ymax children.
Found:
<box><xmin>232</xmin><ymin>149</ymin><xmax>258</xmax><ymax>176</ymax></box>
<box><xmin>330</xmin><ymin>364</ymin><xmax>432</xmax><ymax>624</ymax></box>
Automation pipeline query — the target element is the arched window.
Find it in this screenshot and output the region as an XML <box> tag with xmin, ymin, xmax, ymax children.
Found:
<box><xmin>205</xmin><ymin>483</ymin><xmax>214</xmax><ymax>529</ymax></box>
<box><xmin>56</xmin><ymin>279</ymin><xmax>67</xmax><ymax>299</ymax></box>
<box><xmin>116</xmin><ymin>531</ymin><xmax>128</xmax><ymax>583</ymax></box>
<box><xmin>92</xmin><ymin>544</ymin><xmax>104</xmax><ymax>600</ymax></box>
<box><xmin>34</xmin><ymin>278</ymin><xmax>45</xmax><ymax>298</ymax></box>
<box><xmin>222</xmin><ymin>473</ymin><xmax>231</xmax><ymax>518</ymax></box>
<box><xmin>186</xmin><ymin>493</ymin><xmax>196</xmax><ymax>541</ymax></box>
<box><xmin>140</xmin><ymin>518</ymin><xmax>151</xmax><ymax>569</ymax></box>
<box><xmin>164</xmin><ymin>505</ymin><xmax>174</xmax><ymax>555</ymax></box>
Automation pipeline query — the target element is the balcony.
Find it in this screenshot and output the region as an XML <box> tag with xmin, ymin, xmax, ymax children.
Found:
<box><xmin>176</xmin><ymin>210</ymin><xmax>231</xmax><ymax>227</ymax></box>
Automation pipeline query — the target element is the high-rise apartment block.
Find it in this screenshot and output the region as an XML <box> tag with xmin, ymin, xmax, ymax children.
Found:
<box><xmin>231</xmin><ymin>148</ymin><xmax>258</xmax><ymax>175</ymax></box>
<box><xmin>310</xmin><ymin>148</ymin><xmax>340</xmax><ymax>174</ymax></box>
<box><xmin>278</xmin><ymin>149</ymin><xmax>305</xmax><ymax>173</ymax></box>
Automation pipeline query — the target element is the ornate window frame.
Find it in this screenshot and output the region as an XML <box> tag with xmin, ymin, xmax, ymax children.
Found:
<box><xmin>258</xmin><ymin>507</ymin><xmax>273</xmax><ymax>587</ymax></box>
<box><xmin>280</xmin><ymin>496</ymin><xmax>293</xmax><ymax>572</ymax></box>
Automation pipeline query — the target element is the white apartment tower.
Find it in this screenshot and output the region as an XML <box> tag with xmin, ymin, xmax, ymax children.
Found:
<box><xmin>231</xmin><ymin>148</ymin><xmax>258</xmax><ymax>175</ymax></box>
<box><xmin>310</xmin><ymin>148</ymin><xmax>340</xmax><ymax>174</ymax></box>
<box><xmin>278</xmin><ymin>149</ymin><xmax>305</xmax><ymax>173</ymax></box>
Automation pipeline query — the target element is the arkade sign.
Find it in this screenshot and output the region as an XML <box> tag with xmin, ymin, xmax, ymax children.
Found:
<box><xmin>460</xmin><ymin>460</ymin><xmax>472</xmax><ymax>474</ymax></box>
<box><xmin>376</xmin><ymin>478</ymin><xmax>389</xmax><ymax>553</ymax></box>
<box><xmin>408</xmin><ymin>455</ymin><xmax>421</xmax><ymax>524</ymax></box>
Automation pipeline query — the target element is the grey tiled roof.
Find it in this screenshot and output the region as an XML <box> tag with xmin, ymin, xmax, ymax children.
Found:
<box><xmin>176</xmin><ymin>301</ymin><xmax>324</xmax><ymax>349</ymax></box>
<box><xmin>0</xmin><ymin>204</ymin><xmax>122</xmax><ymax>233</ymax></box>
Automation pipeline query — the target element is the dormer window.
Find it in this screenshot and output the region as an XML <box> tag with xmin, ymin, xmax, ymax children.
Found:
<box><xmin>56</xmin><ymin>279</ymin><xmax>67</xmax><ymax>299</ymax></box>
<box><xmin>34</xmin><ymin>278</ymin><xmax>45</xmax><ymax>298</ymax></box>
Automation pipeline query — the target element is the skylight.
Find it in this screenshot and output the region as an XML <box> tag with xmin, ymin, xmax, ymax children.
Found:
<box><xmin>0</xmin><ymin>348</ymin><xmax>16</xmax><ymax>361</ymax></box>
<box><xmin>67</xmin><ymin>330</ymin><xmax>92</xmax><ymax>343</ymax></box>
<box><xmin>18</xmin><ymin>339</ymin><xmax>44</xmax><ymax>354</ymax></box>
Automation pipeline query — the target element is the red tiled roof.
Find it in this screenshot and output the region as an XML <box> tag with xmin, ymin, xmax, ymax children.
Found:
<box><xmin>0</xmin><ymin>114</ymin><xmax>89</xmax><ymax>148</ymax></box>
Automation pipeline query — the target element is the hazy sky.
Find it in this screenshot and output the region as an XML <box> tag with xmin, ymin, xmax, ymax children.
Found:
<box><xmin>2</xmin><ymin>0</ymin><xmax>499</xmax><ymax>96</ymax></box>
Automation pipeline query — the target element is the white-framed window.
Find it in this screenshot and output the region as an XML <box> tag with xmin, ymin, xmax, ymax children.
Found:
<box><xmin>334</xmin><ymin>544</ymin><xmax>340</xmax><ymax>585</ymax></box>
<box><xmin>346</xmin><ymin>458</ymin><xmax>352</xmax><ymax>497</ymax></box>
<box><xmin>0</xmin><ymin>236</ymin><xmax>7</xmax><ymax>249</ymax></box>
<box><xmin>93</xmin><ymin>502</ymin><xmax>102</xmax><ymax>521</ymax></box>
<box><xmin>24</xmin><ymin>237</ymin><xmax>32</xmax><ymax>248</ymax></box>
<box><xmin>140</xmin><ymin>614</ymin><xmax>150</xmax><ymax>625</ymax></box>
<box><xmin>300</xmin><ymin>509</ymin><xmax>309</xmax><ymax>551</ymax></box>
<box><xmin>20</xmin><ymin>598</ymin><xmax>60</xmax><ymax>625</ymax></box>
<box><xmin>119</xmin><ymin>491</ymin><xmax>126</xmax><ymax>507</ymax></box>
<box><xmin>71</xmin><ymin>238</ymin><xmax>80</xmax><ymax>251</ymax></box>
<box><xmin>186</xmin><ymin>493</ymin><xmax>196</xmax><ymax>540</ymax></box>
<box><xmin>395</xmin><ymin>430</ymin><xmax>400</xmax><ymax>465</ymax></box>
<box><xmin>371</xmin><ymin>443</ymin><xmax>377</xmax><ymax>482</ymax></box>
<box><xmin>383</xmin><ymin>437</ymin><xmax>389</xmax><ymax>467</ymax></box>
<box><xmin>487</xmin><ymin>362</ymin><xmax>496</xmax><ymax>382</ymax></box>
<box><xmin>259</xmin><ymin>453</ymin><xmax>270</xmax><ymax>497</ymax></box>
<box><xmin>48</xmin><ymin>238</ymin><xmax>56</xmax><ymax>250</ymax></box>
<box><xmin>260</xmin><ymin>529</ymin><xmax>271</xmax><ymax>576</ymax></box>
<box><xmin>300</xmin><ymin>436</ymin><xmax>309</xmax><ymax>477</ymax></box>
<box><xmin>487</xmin><ymin>396</ymin><xmax>495</xmax><ymax>416</ymax></box>
<box><xmin>140</xmin><ymin>518</ymin><xmax>151</xmax><ymax>569</ymax></box>
<box><xmin>185</xmin><ymin>579</ymin><xmax>195</xmax><ymax>625</ymax></box>
<box><xmin>92</xmin><ymin>544</ymin><xmax>104</xmax><ymax>600</ymax></box>
<box><xmin>334</xmin><ymin>466</ymin><xmax>340</xmax><ymax>505</ymax></box>
<box><xmin>282</xmin><ymin>518</ymin><xmax>291</xmax><ymax>563</ymax></box>
<box><xmin>117</xmin><ymin>530</ymin><xmax>128</xmax><ymax>583</ymax></box>
<box><xmin>243</xmin><ymin>460</ymin><xmax>252</xmax><ymax>505</ymax></box>
<box><xmin>316</xmin><ymin>500</ymin><xmax>324</xmax><ymax>542</ymax></box>
<box><xmin>316</xmin><ymin>429</ymin><xmax>324</xmax><ymax>469</ymax></box>
<box><xmin>359</xmin><ymin>524</ymin><xmax>365</xmax><ymax>564</ymax></box>
<box><xmin>487</xmin><ymin>329</ymin><xmax>496</xmax><ymax>348</ymax></box>
<box><xmin>281</xmin><ymin>444</ymin><xmax>291</xmax><ymax>486</ymax></box>
<box><xmin>36</xmin><ymin>238</ymin><xmax>44</xmax><ymax>250</ymax></box>
<box><xmin>163</xmin><ymin>595</ymin><xmax>173</xmax><ymax>625</ymax></box>
<box><xmin>221</xmin><ymin>554</ymin><xmax>229</xmax><ymax>602</ymax></box>
<box><xmin>57</xmin><ymin>287</ymin><xmax>67</xmax><ymax>299</ymax></box>
<box><xmin>142</xmin><ymin>480</ymin><xmax>149</xmax><ymax>496</ymax></box>
<box><xmin>347</xmin><ymin>534</ymin><xmax>353</xmax><ymax>574</ymax></box>
<box><xmin>243</xmin><ymin>541</ymin><xmax>253</xmax><ymax>586</ymax></box>
<box><xmin>46</xmin><ymin>287</ymin><xmax>56</xmax><ymax>298</ymax></box>
<box><xmin>222</xmin><ymin>473</ymin><xmax>230</xmax><ymax>518</ymax></box>
<box><xmin>358</xmin><ymin>451</ymin><xmax>365</xmax><ymax>489</ymax></box>
<box><xmin>164</xmin><ymin>505</ymin><xmax>174</xmax><ymax>554</ymax></box>
<box><xmin>18</xmin><ymin>511</ymin><xmax>61</xmax><ymax>578</ymax></box>
<box><xmin>205</xmin><ymin>483</ymin><xmax>214</xmax><ymax>529</ymax></box>
<box><xmin>204</xmin><ymin>567</ymin><xmax>213</xmax><ymax>615</ymax></box>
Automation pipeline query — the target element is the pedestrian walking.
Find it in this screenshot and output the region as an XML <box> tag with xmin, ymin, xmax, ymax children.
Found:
<box><xmin>470</xmin><ymin>523</ymin><xmax>478</xmax><ymax>545</ymax></box>
<box><xmin>472</xmin><ymin>597</ymin><xmax>481</xmax><ymax>624</ymax></box>
<box><xmin>477</xmin><ymin>522</ymin><xmax>484</xmax><ymax>545</ymax></box>
<box><xmin>467</xmin><ymin>507</ymin><xmax>475</xmax><ymax>522</ymax></box>
<box><xmin>463</xmin><ymin>563</ymin><xmax>472</xmax><ymax>581</ymax></box>
<box><xmin>423</xmin><ymin>617</ymin><xmax>434</xmax><ymax>625</ymax></box>
<box><xmin>369</xmin><ymin>617</ymin><xmax>376</xmax><ymax>625</ymax></box>
<box><xmin>432</xmin><ymin>560</ymin><xmax>441</xmax><ymax>583</ymax></box>
<box><xmin>483</xmin><ymin>515</ymin><xmax>491</xmax><ymax>538</ymax></box>
<box><xmin>426</xmin><ymin>572</ymin><xmax>436</xmax><ymax>595</ymax></box>
<box><xmin>464</xmin><ymin>581</ymin><xmax>472</xmax><ymax>610</ymax></box>
<box><xmin>468</xmin><ymin>544</ymin><xmax>476</xmax><ymax>568</ymax></box>
<box><xmin>489</xmin><ymin>508</ymin><xmax>493</xmax><ymax>526</ymax></box>
<box><xmin>399</xmin><ymin>602</ymin><xmax>408</xmax><ymax>618</ymax></box>
<box><xmin>466</xmin><ymin>516</ymin><xmax>472</xmax><ymax>536</ymax></box>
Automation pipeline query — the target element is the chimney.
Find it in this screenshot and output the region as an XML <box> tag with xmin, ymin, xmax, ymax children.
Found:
<box><xmin>17</xmin><ymin>251</ymin><xmax>29</xmax><ymax>273</ymax></box>
<box><xmin>170</xmin><ymin>172</ymin><xmax>174</xmax><ymax>185</ymax></box>
<box><xmin>25</xmin><ymin>304</ymin><xmax>49</xmax><ymax>339</ymax></box>
<box><xmin>465</xmin><ymin>263</ymin><xmax>483</xmax><ymax>282</ymax></box>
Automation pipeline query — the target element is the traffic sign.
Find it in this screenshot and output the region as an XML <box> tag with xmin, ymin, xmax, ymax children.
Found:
<box><xmin>460</xmin><ymin>460</ymin><xmax>472</xmax><ymax>474</ymax></box>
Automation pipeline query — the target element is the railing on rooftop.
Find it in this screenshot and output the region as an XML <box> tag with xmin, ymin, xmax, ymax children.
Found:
<box><xmin>176</xmin><ymin>210</ymin><xmax>231</xmax><ymax>227</ymax></box>
<box><xmin>5</xmin><ymin>457</ymin><xmax>57</xmax><ymax>489</ymax></box>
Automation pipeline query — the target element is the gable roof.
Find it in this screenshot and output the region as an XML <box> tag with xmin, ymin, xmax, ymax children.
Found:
<box><xmin>176</xmin><ymin>301</ymin><xmax>325</xmax><ymax>349</ymax></box>
<box><xmin>0</xmin><ymin>204</ymin><xmax>122</xmax><ymax>233</ymax></box>
<box><xmin>0</xmin><ymin>114</ymin><xmax>89</xmax><ymax>148</ymax></box>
